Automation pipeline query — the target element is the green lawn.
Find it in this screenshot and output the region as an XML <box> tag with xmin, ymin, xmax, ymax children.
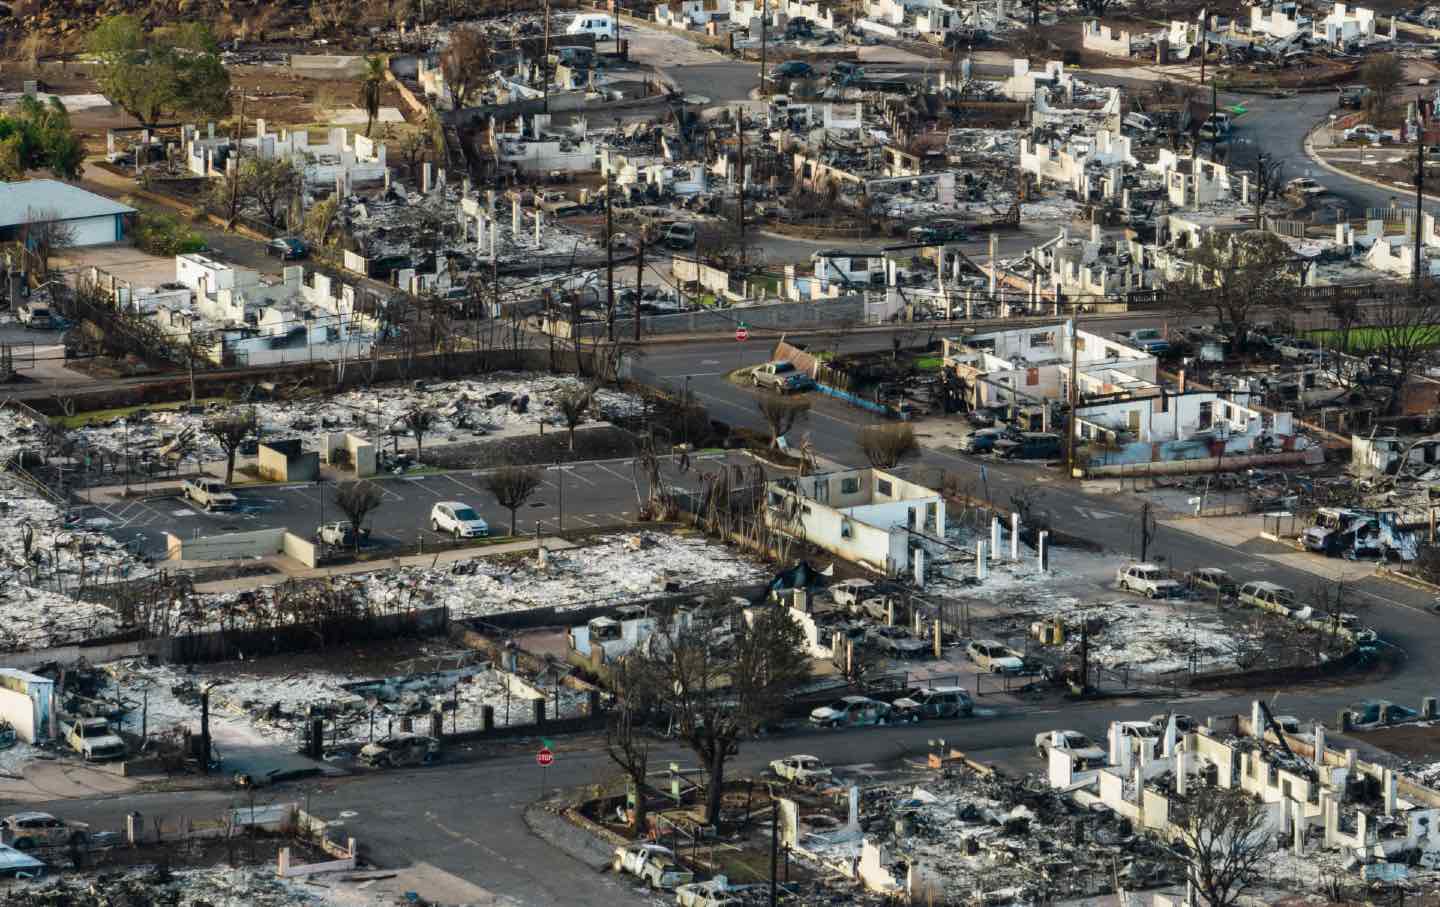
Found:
<box><xmin>1304</xmin><ymin>325</ymin><xmax>1440</xmax><ymax>354</ymax></box>
<box><xmin>915</xmin><ymin>356</ymin><xmax>944</xmax><ymax>371</ymax></box>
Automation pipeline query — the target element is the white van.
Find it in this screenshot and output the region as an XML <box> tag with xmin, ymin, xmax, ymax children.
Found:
<box><xmin>1123</xmin><ymin>112</ymin><xmax>1155</xmax><ymax>133</ymax></box>
<box><xmin>566</xmin><ymin>13</ymin><xmax>617</xmax><ymax>41</ymax></box>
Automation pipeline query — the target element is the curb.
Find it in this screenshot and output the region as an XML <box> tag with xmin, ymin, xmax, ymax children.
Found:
<box><xmin>522</xmin><ymin>799</ymin><xmax>626</xmax><ymax>872</ymax></box>
<box><xmin>1376</xmin><ymin>565</ymin><xmax>1440</xmax><ymax>596</ymax></box>
<box><xmin>1304</xmin><ymin>123</ymin><xmax>1440</xmax><ymax>203</ymax></box>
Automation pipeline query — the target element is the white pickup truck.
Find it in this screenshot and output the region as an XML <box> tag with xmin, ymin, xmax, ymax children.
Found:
<box><xmin>613</xmin><ymin>843</ymin><xmax>694</xmax><ymax>889</ymax></box>
<box><xmin>182</xmin><ymin>478</ymin><xmax>238</xmax><ymax>512</ymax></box>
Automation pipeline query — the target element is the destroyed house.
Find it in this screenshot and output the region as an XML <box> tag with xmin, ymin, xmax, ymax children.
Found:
<box><xmin>1351</xmin><ymin>433</ymin><xmax>1440</xmax><ymax>477</ymax></box>
<box><xmin>766</xmin><ymin>468</ymin><xmax>944</xmax><ymax>576</ymax></box>
<box><xmin>944</xmin><ymin>323</ymin><xmax>1155</xmax><ymax>411</ymax></box>
<box><xmin>1045</xmin><ymin>702</ymin><xmax>1440</xmax><ymax>880</ymax></box>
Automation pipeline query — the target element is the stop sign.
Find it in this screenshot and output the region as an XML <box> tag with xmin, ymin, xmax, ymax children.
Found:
<box><xmin>536</xmin><ymin>746</ymin><xmax>554</xmax><ymax>767</ymax></box>
<box><xmin>736</xmin><ymin>326</ymin><xmax>749</xmax><ymax>342</ymax></box>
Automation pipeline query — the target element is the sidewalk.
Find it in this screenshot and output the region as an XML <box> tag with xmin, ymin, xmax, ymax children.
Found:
<box><xmin>188</xmin><ymin>535</ymin><xmax>580</xmax><ymax>594</ymax></box>
<box><xmin>1158</xmin><ymin>514</ymin><xmax>1378</xmax><ymax>583</ymax></box>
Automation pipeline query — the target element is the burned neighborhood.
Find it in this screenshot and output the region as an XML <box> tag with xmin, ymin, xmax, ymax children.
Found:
<box><xmin>10</xmin><ymin>0</ymin><xmax>1440</xmax><ymax>904</ymax></box>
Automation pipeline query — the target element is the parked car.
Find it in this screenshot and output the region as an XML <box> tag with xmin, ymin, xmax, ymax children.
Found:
<box><xmin>1347</xmin><ymin>700</ymin><xmax>1418</xmax><ymax>726</ymax></box>
<box><xmin>829</xmin><ymin>61</ymin><xmax>865</xmax><ymax>84</ymax></box>
<box><xmin>751</xmin><ymin>361</ymin><xmax>815</xmax><ymax>393</ymax></box>
<box><xmin>65</xmin><ymin>718</ymin><xmax>126</xmax><ymax>762</ymax></box>
<box><xmin>965</xmin><ymin>639</ymin><xmax>1024</xmax><ymax>673</ymax></box>
<box><xmin>182</xmin><ymin>477</ymin><xmax>238</xmax><ymax>512</ymax></box>
<box><xmin>1148</xmin><ymin>713</ymin><xmax>1197</xmax><ymax>732</ymax></box>
<box><xmin>809</xmin><ymin>695</ymin><xmax>891</xmax><ymax>728</ymax></box>
<box><xmin>1273</xmin><ymin>715</ymin><xmax>1302</xmax><ymax>734</ymax></box>
<box><xmin>830</xmin><ymin>578</ymin><xmax>876</xmax><ymax>608</ymax></box>
<box><xmin>961</xmin><ymin>427</ymin><xmax>1016</xmax><ymax>454</ymax></box>
<box><xmin>770</xmin><ymin>754</ymin><xmax>832</xmax><ymax>785</ymax></box>
<box><xmin>1237</xmin><ymin>580</ymin><xmax>1297</xmax><ymax>616</ymax></box>
<box><xmin>1277</xmin><ymin>337</ymin><xmax>1322</xmax><ymax>360</ymax></box>
<box><xmin>1033</xmin><ymin>730</ymin><xmax>1106</xmax><ymax>763</ymax></box>
<box><xmin>866</xmin><ymin>625</ymin><xmax>928</xmax><ymax>658</ymax></box>
<box><xmin>316</xmin><ymin>520</ymin><xmax>369</xmax><ymax>548</ymax></box>
<box><xmin>771</xmin><ymin>60</ymin><xmax>814</xmax><ymax>79</ymax></box>
<box><xmin>1114</xmin><ymin>328</ymin><xmax>1169</xmax><ymax>355</ymax></box>
<box><xmin>908</xmin><ymin>220</ymin><xmax>970</xmax><ymax>244</ymax></box>
<box><xmin>1285</xmin><ymin>177</ymin><xmax>1327</xmax><ymax>198</ymax></box>
<box><xmin>677</xmin><ymin>878</ymin><xmax>741</xmax><ymax>907</ymax></box>
<box><xmin>15</xmin><ymin>301</ymin><xmax>52</xmax><ymax>329</ymax></box>
<box><xmin>266</xmin><ymin>237</ymin><xmax>308</xmax><ymax>260</ymax></box>
<box><xmin>1186</xmin><ymin>567</ymin><xmax>1237</xmax><ymax>599</ymax></box>
<box><xmin>1344</xmin><ymin>123</ymin><xmax>1386</xmax><ymax>143</ymax></box>
<box><xmin>994</xmin><ymin>432</ymin><xmax>1062</xmax><ymax>460</ymax></box>
<box><xmin>891</xmin><ymin>687</ymin><xmax>973</xmax><ymax>722</ymax></box>
<box><xmin>0</xmin><ymin>813</ymin><xmax>88</xmax><ymax>850</ymax></box>
<box><xmin>661</xmin><ymin>222</ymin><xmax>697</xmax><ymax>249</ymax></box>
<box><xmin>1116</xmin><ymin>563</ymin><xmax>1184</xmax><ymax>599</ymax></box>
<box><xmin>359</xmin><ymin>733</ymin><xmax>439</xmax><ymax>768</ymax></box>
<box><xmin>430</xmin><ymin>501</ymin><xmax>490</xmax><ymax>538</ymax></box>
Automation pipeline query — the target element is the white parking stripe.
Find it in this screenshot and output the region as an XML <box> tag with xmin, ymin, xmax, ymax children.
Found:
<box><xmin>593</xmin><ymin>463</ymin><xmax>632</xmax><ymax>483</ymax></box>
<box><xmin>445</xmin><ymin>474</ymin><xmax>487</xmax><ymax>498</ymax></box>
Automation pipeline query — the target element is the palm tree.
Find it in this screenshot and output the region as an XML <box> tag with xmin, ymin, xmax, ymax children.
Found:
<box><xmin>360</xmin><ymin>56</ymin><xmax>385</xmax><ymax>137</ymax></box>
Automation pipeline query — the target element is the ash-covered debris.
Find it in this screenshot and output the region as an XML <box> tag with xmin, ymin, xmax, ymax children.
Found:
<box><xmin>0</xmin><ymin>865</ymin><xmax>339</xmax><ymax>906</ymax></box>
<box><xmin>64</xmin><ymin>374</ymin><xmax>644</xmax><ymax>467</ymax></box>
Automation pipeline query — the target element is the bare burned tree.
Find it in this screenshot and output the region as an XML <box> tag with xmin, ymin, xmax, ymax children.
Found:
<box><xmin>333</xmin><ymin>480</ymin><xmax>384</xmax><ymax>550</ymax></box>
<box><xmin>203</xmin><ymin>407</ymin><xmax>257</xmax><ymax>484</ymax></box>
<box><xmin>1164</xmin><ymin>230</ymin><xmax>1296</xmax><ymax>356</ymax></box>
<box><xmin>16</xmin><ymin>209</ymin><xmax>76</xmax><ymax>280</ymax></box>
<box><xmin>1165</xmin><ymin>785</ymin><xmax>1275</xmax><ymax>907</ymax></box>
<box><xmin>554</xmin><ymin>384</ymin><xmax>595</xmax><ymax>452</ymax></box>
<box><xmin>756</xmin><ymin>396</ymin><xmax>810</xmax><ymax>448</ymax></box>
<box><xmin>1249</xmin><ymin>153</ymin><xmax>1284</xmax><ymax>224</ymax></box>
<box><xmin>605</xmin><ymin>656</ymin><xmax>658</xmax><ymax>838</ymax></box>
<box><xmin>858</xmin><ymin>423</ymin><xmax>919</xmax><ymax>469</ymax></box>
<box><xmin>401</xmin><ymin>407</ymin><xmax>437</xmax><ymax>465</ymax></box>
<box><xmin>1367</xmin><ymin>289</ymin><xmax>1440</xmax><ymax>415</ymax></box>
<box><xmin>644</xmin><ymin>603</ymin><xmax>809</xmax><ymax>825</ymax></box>
<box><xmin>442</xmin><ymin>27</ymin><xmax>492</xmax><ymax>109</ymax></box>
<box><xmin>485</xmin><ymin>464</ymin><xmax>543</xmax><ymax>536</ymax></box>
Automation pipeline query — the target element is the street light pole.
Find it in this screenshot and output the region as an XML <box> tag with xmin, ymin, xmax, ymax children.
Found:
<box><xmin>556</xmin><ymin>461</ymin><xmax>565</xmax><ymax>538</ymax></box>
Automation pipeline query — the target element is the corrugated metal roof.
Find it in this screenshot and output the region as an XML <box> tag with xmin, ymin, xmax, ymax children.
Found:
<box><xmin>0</xmin><ymin>180</ymin><xmax>135</xmax><ymax>229</ymax></box>
<box><xmin>0</xmin><ymin>843</ymin><xmax>44</xmax><ymax>873</ymax></box>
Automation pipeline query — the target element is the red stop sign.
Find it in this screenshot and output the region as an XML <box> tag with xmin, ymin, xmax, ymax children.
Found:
<box><xmin>536</xmin><ymin>746</ymin><xmax>554</xmax><ymax>767</ymax></box>
<box><xmin>736</xmin><ymin>326</ymin><xmax>749</xmax><ymax>342</ymax></box>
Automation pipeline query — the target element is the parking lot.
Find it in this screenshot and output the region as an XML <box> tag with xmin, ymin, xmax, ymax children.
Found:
<box><xmin>72</xmin><ymin>452</ymin><xmax>757</xmax><ymax>556</ymax></box>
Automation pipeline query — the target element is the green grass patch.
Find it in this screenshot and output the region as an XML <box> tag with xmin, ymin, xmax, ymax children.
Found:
<box><xmin>1304</xmin><ymin>325</ymin><xmax>1440</xmax><ymax>354</ymax></box>
<box><xmin>915</xmin><ymin>356</ymin><xmax>944</xmax><ymax>371</ymax></box>
<box><xmin>58</xmin><ymin>397</ymin><xmax>228</xmax><ymax>428</ymax></box>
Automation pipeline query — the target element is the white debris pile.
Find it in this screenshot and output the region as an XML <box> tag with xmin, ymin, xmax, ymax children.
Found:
<box><xmin>0</xmin><ymin>407</ymin><xmax>45</xmax><ymax>464</ymax></box>
<box><xmin>68</xmin><ymin>373</ymin><xmax>645</xmax><ymax>463</ymax></box>
<box><xmin>0</xmin><ymin>866</ymin><xmax>352</xmax><ymax>906</ymax></box>
<box><xmin>0</xmin><ymin>476</ymin><xmax>152</xmax><ymax>652</ymax></box>
<box><xmin>108</xmin><ymin>657</ymin><xmax>590</xmax><ymax>747</ymax></box>
<box><xmin>365</xmin><ymin>532</ymin><xmax>767</xmax><ymax>619</ymax></box>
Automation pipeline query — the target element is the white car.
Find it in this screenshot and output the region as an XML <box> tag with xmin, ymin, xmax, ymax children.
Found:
<box><xmin>1116</xmin><ymin>564</ymin><xmax>1184</xmax><ymax>599</ymax></box>
<box><xmin>430</xmin><ymin>501</ymin><xmax>490</xmax><ymax>539</ymax></box>
<box><xmin>1034</xmin><ymin>730</ymin><xmax>1106</xmax><ymax>763</ymax></box>
<box><xmin>770</xmin><ymin>754</ymin><xmax>832</xmax><ymax>785</ymax></box>
<box><xmin>1286</xmin><ymin>177</ymin><xmax>1326</xmax><ymax>196</ymax></box>
<box><xmin>965</xmin><ymin>639</ymin><xmax>1024</xmax><ymax>673</ymax></box>
<box><xmin>677</xmin><ymin>876</ymin><xmax>740</xmax><ymax>907</ymax></box>
<box><xmin>1344</xmin><ymin>124</ymin><xmax>1385</xmax><ymax>143</ymax></box>
<box><xmin>809</xmin><ymin>696</ymin><xmax>890</xmax><ymax>728</ymax></box>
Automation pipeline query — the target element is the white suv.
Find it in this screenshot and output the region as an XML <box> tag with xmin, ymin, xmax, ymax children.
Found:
<box><xmin>1116</xmin><ymin>564</ymin><xmax>1183</xmax><ymax>599</ymax></box>
<box><xmin>430</xmin><ymin>501</ymin><xmax>490</xmax><ymax>538</ymax></box>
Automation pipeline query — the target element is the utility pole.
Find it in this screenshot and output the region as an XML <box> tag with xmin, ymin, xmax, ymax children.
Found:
<box><xmin>1065</xmin><ymin>314</ymin><xmax>1079</xmax><ymax>480</ymax></box>
<box><xmin>605</xmin><ymin>169</ymin><xmax>616</xmax><ymax>342</ymax></box>
<box><xmin>634</xmin><ymin>225</ymin><xmax>646</xmax><ymax>342</ymax></box>
<box><xmin>736</xmin><ymin>107</ymin><xmax>746</xmax><ymax>261</ymax></box>
<box><xmin>226</xmin><ymin>89</ymin><xmax>246</xmax><ymax>229</ymax></box>
<box><xmin>542</xmin><ymin>0</ymin><xmax>552</xmax><ymax>114</ymax></box>
<box><xmin>759</xmin><ymin>0</ymin><xmax>769</xmax><ymax>98</ymax></box>
<box><xmin>1139</xmin><ymin>501</ymin><xmax>1153</xmax><ymax>561</ymax></box>
<box><xmin>1416</xmin><ymin>92</ymin><xmax>1425</xmax><ymax>302</ymax></box>
<box><xmin>769</xmin><ymin>793</ymin><xmax>779</xmax><ymax>907</ymax></box>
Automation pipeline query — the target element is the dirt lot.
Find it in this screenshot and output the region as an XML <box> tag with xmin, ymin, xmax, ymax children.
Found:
<box><xmin>1352</xmin><ymin>723</ymin><xmax>1440</xmax><ymax>763</ymax></box>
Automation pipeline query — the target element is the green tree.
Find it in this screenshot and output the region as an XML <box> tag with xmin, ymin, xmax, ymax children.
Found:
<box><xmin>0</xmin><ymin>96</ymin><xmax>84</xmax><ymax>180</ymax></box>
<box><xmin>89</xmin><ymin>16</ymin><xmax>231</xmax><ymax>128</ymax></box>
<box><xmin>360</xmin><ymin>56</ymin><xmax>385</xmax><ymax>137</ymax></box>
<box><xmin>212</xmin><ymin>157</ymin><xmax>300</xmax><ymax>228</ymax></box>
